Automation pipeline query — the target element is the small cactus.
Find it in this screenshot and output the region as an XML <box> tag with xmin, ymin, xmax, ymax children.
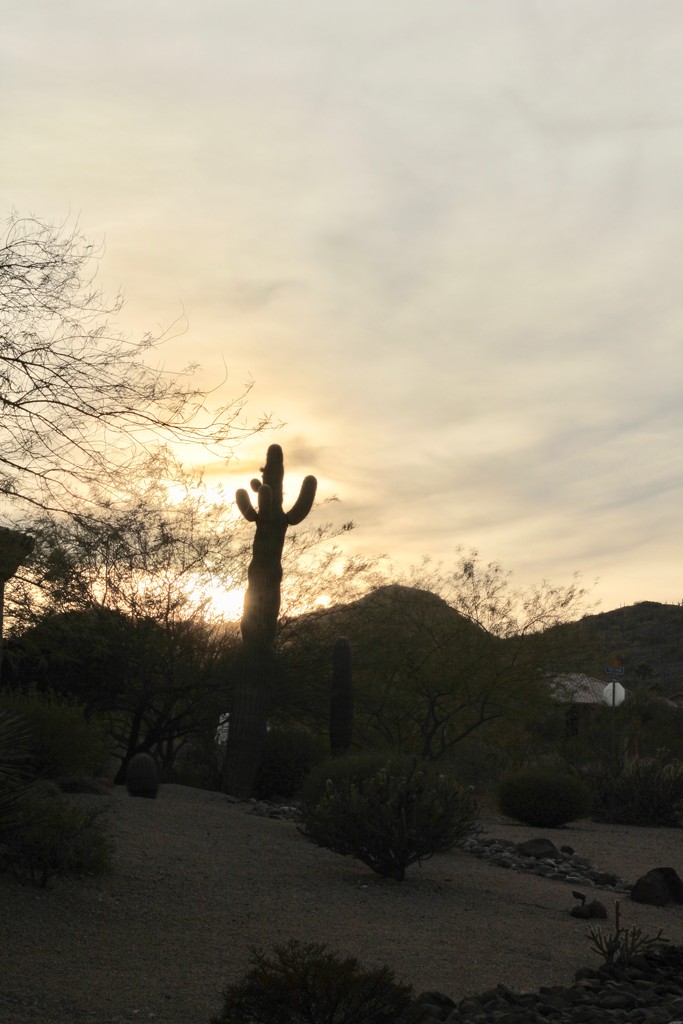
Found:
<box><xmin>330</xmin><ymin>637</ymin><xmax>353</xmax><ymax>757</ymax></box>
<box><xmin>125</xmin><ymin>752</ymin><xmax>159</xmax><ymax>799</ymax></box>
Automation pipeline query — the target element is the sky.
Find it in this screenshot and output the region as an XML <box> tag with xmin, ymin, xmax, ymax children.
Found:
<box><xmin>2</xmin><ymin>0</ymin><xmax>682</xmax><ymax>614</ymax></box>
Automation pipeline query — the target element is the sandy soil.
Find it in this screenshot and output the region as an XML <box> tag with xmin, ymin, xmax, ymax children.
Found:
<box><xmin>1</xmin><ymin>784</ymin><xmax>682</xmax><ymax>1024</ymax></box>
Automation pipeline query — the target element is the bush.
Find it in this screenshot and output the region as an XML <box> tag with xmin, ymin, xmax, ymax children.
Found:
<box><xmin>0</xmin><ymin>782</ymin><xmax>114</xmax><ymax>886</ymax></box>
<box><xmin>0</xmin><ymin>688</ymin><xmax>111</xmax><ymax>779</ymax></box>
<box><xmin>300</xmin><ymin>757</ymin><xmax>480</xmax><ymax>881</ymax></box>
<box><xmin>254</xmin><ymin>723</ymin><xmax>327</xmax><ymax>801</ymax></box>
<box><xmin>173</xmin><ymin>733</ymin><xmax>226</xmax><ymax>791</ymax></box>
<box><xmin>587</xmin><ymin>752</ymin><xmax>683</xmax><ymax>827</ymax></box>
<box><xmin>300</xmin><ymin>751</ymin><xmax>408</xmax><ymax>810</ymax></box>
<box><xmin>212</xmin><ymin>940</ymin><xmax>413</xmax><ymax>1024</ymax></box>
<box><xmin>497</xmin><ymin>769</ymin><xmax>590</xmax><ymax>827</ymax></box>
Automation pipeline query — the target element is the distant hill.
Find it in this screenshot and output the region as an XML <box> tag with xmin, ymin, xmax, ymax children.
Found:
<box><xmin>282</xmin><ymin>589</ymin><xmax>683</xmax><ymax>699</ymax></box>
<box><xmin>322</xmin><ymin>582</ymin><xmax>487</xmax><ymax>635</ymax></box>
<box><xmin>275</xmin><ymin>583</ymin><xmax>498</xmax><ymax>724</ymax></box>
<box><xmin>280</xmin><ymin>582</ymin><xmax>492</xmax><ymax>670</ymax></box>
<box><xmin>572</xmin><ymin>601</ymin><xmax>683</xmax><ymax>694</ymax></box>
<box><xmin>272</xmin><ymin>586</ymin><xmax>683</xmax><ymax>753</ymax></box>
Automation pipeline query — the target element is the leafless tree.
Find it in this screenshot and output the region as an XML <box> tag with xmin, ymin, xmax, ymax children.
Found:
<box><xmin>0</xmin><ymin>211</ymin><xmax>265</xmax><ymax>518</ymax></box>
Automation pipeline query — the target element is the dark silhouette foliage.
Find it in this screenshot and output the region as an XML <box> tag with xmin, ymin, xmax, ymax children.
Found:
<box><xmin>212</xmin><ymin>940</ymin><xmax>413</xmax><ymax>1024</ymax></box>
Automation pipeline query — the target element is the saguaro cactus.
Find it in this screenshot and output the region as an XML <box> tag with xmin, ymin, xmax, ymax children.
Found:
<box><xmin>330</xmin><ymin>637</ymin><xmax>353</xmax><ymax>757</ymax></box>
<box><xmin>0</xmin><ymin>527</ymin><xmax>34</xmax><ymax>676</ymax></box>
<box><xmin>224</xmin><ymin>444</ymin><xmax>317</xmax><ymax>798</ymax></box>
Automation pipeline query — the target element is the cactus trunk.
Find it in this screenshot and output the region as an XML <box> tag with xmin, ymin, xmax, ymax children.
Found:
<box><xmin>0</xmin><ymin>528</ymin><xmax>34</xmax><ymax>679</ymax></box>
<box><xmin>223</xmin><ymin>444</ymin><xmax>316</xmax><ymax>798</ymax></box>
<box><xmin>330</xmin><ymin>636</ymin><xmax>353</xmax><ymax>756</ymax></box>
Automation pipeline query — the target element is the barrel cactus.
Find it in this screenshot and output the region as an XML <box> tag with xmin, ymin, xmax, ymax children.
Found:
<box><xmin>125</xmin><ymin>752</ymin><xmax>159</xmax><ymax>799</ymax></box>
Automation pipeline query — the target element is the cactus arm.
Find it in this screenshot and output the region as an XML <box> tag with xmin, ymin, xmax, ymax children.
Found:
<box><xmin>261</xmin><ymin>444</ymin><xmax>285</xmax><ymax>510</ymax></box>
<box><xmin>236</xmin><ymin>488</ymin><xmax>257</xmax><ymax>522</ymax></box>
<box><xmin>286</xmin><ymin>475</ymin><xmax>318</xmax><ymax>525</ymax></box>
<box><xmin>257</xmin><ymin>483</ymin><xmax>273</xmax><ymax>522</ymax></box>
<box><xmin>224</xmin><ymin>443</ymin><xmax>318</xmax><ymax>798</ymax></box>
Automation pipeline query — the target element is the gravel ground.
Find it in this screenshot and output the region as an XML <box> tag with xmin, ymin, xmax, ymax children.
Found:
<box><xmin>1</xmin><ymin>784</ymin><xmax>682</xmax><ymax>1024</ymax></box>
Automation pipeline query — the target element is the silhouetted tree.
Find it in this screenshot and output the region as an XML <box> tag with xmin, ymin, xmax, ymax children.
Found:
<box><xmin>0</xmin><ymin>211</ymin><xmax>264</xmax><ymax>519</ymax></box>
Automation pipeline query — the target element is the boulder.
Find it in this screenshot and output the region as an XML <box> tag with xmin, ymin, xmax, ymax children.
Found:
<box><xmin>570</xmin><ymin>899</ymin><xmax>607</xmax><ymax>919</ymax></box>
<box><xmin>631</xmin><ymin>867</ymin><xmax>683</xmax><ymax>906</ymax></box>
<box><xmin>516</xmin><ymin>837</ymin><xmax>562</xmax><ymax>861</ymax></box>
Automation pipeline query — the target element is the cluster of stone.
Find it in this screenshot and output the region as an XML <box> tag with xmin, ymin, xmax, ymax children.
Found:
<box><xmin>240</xmin><ymin>797</ymin><xmax>302</xmax><ymax>820</ymax></box>
<box><xmin>455</xmin><ymin>835</ymin><xmax>631</xmax><ymax>893</ymax></box>
<box><xmin>396</xmin><ymin>945</ymin><xmax>683</xmax><ymax>1024</ymax></box>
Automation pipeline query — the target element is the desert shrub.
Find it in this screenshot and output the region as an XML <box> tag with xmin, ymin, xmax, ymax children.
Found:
<box><xmin>300</xmin><ymin>757</ymin><xmax>480</xmax><ymax>881</ymax></box>
<box><xmin>174</xmin><ymin>733</ymin><xmax>226</xmax><ymax>791</ymax></box>
<box><xmin>587</xmin><ymin>752</ymin><xmax>683</xmax><ymax>827</ymax></box>
<box><xmin>212</xmin><ymin>940</ymin><xmax>413</xmax><ymax>1024</ymax></box>
<box><xmin>497</xmin><ymin>769</ymin><xmax>590</xmax><ymax>827</ymax></box>
<box><xmin>0</xmin><ymin>688</ymin><xmax>111</xmax><ymax>779</ymax></box>
<box><xmin>57</xmin><ymin>775</ymin><xmax>110</xmax><ymax>794</ymax></box>
<box><xmin>0</xmin><ymin>782</ymin><xmax>114</xmax><ymax>886</ymax></box>
<box><xmin>587</xmin><ymin>900</ymin><xmax>669</xmax><ymax>967</ymax></box>
<box><xmin>254</xmin><ymin>723</ymin><xmax>327</xmax><ymax>801</ymax></box>
<box><xmin>125</xmin><ymin>752</ymin><xmax>159</xmax><ymax>798</ymax></box>
<box><xmin>300</xmin><ymin>751</ymin><xmax>408</xmax><ymax>810</ymax></box>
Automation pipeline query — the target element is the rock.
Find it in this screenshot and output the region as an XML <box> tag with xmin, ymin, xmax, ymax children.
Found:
<box><xmin>599</xmin><ymin>990</ymin><xmax>637</xmax><ymax>1009</ymax></box>
<box><xmin>631</xmin><ymin>867</ymin><xmax>683</xmax><ymax>906</ymax></box>
<box><xmin>569</xmin><ymin>900</ymin><xmax>606</xmax><ymax>919</ymax></box>
<box><xmin>587</xmin><ymin>869</ymin><xmax>620</xmax><ymax>887</ymax></box>
<box><xmin>415</xmin><ymin>991</ymin><xmax>456</xmax><ymax>1013</ymax></box>
<box><xmin>456</xmin><ymin>998</ymin><xmax>481</xmax><ymax>1016</ymax></box>
<box><xmin>454</xmin><ymin>832</ymin><xmax>631</xmax><ymax>893</ymax></box>
<box><xmin>396</xmin><ymin>1003</ymin><xmax>441</xmax><ymax>1023</ymax></box>
<box><xmin>575</xmin><ymin>967</ymin><xmax>601</xmax><ymax>981</ymax></box>
<box><xmin>515</xmin><ymin>837</ymin><xmax>562</xmax><ymax>860</ymax></box>
<box><xmin>568</xmin><ymin>853</ymin><xmax>592</xmax><ymax>869</ymax></box>
<box><xmin>397</xmin><ymin>947</ymin><xmax>683</xmax><ymax>1024</ymax></box>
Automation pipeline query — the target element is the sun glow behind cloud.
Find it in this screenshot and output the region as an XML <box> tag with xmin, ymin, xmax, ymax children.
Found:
<box><xmin>192</xmin><ymin>579</ymin><xmax>245</xmax><ymax>623</ymax></box>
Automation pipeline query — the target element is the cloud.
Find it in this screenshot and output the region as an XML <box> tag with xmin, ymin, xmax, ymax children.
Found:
<box><xmin>2</xmin><ymin>0</ymin><xmax>683</xmax><ymax>611</ymax></box>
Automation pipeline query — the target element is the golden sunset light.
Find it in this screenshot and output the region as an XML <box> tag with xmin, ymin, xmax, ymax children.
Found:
<box><xmin>2</xmin><ymin>2</ymin><xmax>683</xmax><ymax>612</ymax></box>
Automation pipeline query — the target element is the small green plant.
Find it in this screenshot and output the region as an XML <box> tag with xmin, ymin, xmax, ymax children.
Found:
<box><xmin>587</xmin><ymin>752</ymin><xmax>683</xmax><ymax>827</ymax></box>
<box><xmin>498</xmin><ymin>769</ymin><xmax>590</xmax><ymax>827</ymax></box>
<box><xmin>212</xmin><ymin>940</ymin><xmax>413</xmax><ymax>1024</ymax></box>
<box><xmin>1</xmin><ymin>782</ymin><xmax>114</xmax><ymax>887</ymax></box>
<box><xmin>301</xmin><ymin>757</ymin><xmax>480</xmax><ymax>881</ymax></box>
<box><xmin>125</xmin><ymin>752</ymin><xmax>159</xmax><ymax>798</ymax></box>
<box><xmin>587</xmin><ymin>900</ymin><xmax>669</xmax><ymax>966</ymax></box>
<box><xmin>254</xmin><ymin>723</ymin><xmax>327</xmax><ymax>800</ymax></box>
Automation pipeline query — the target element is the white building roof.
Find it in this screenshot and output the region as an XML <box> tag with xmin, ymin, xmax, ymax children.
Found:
<box><xmin>552</xmin><ymin>673</ymin><xmax>608</xmax><ymax>705</ymax></box>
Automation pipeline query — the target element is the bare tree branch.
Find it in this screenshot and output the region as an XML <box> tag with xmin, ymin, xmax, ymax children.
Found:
<box><xmin>0</xmin><ymin>211</ymin><xmax>267</xmax><ymax>519</ymax></box>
